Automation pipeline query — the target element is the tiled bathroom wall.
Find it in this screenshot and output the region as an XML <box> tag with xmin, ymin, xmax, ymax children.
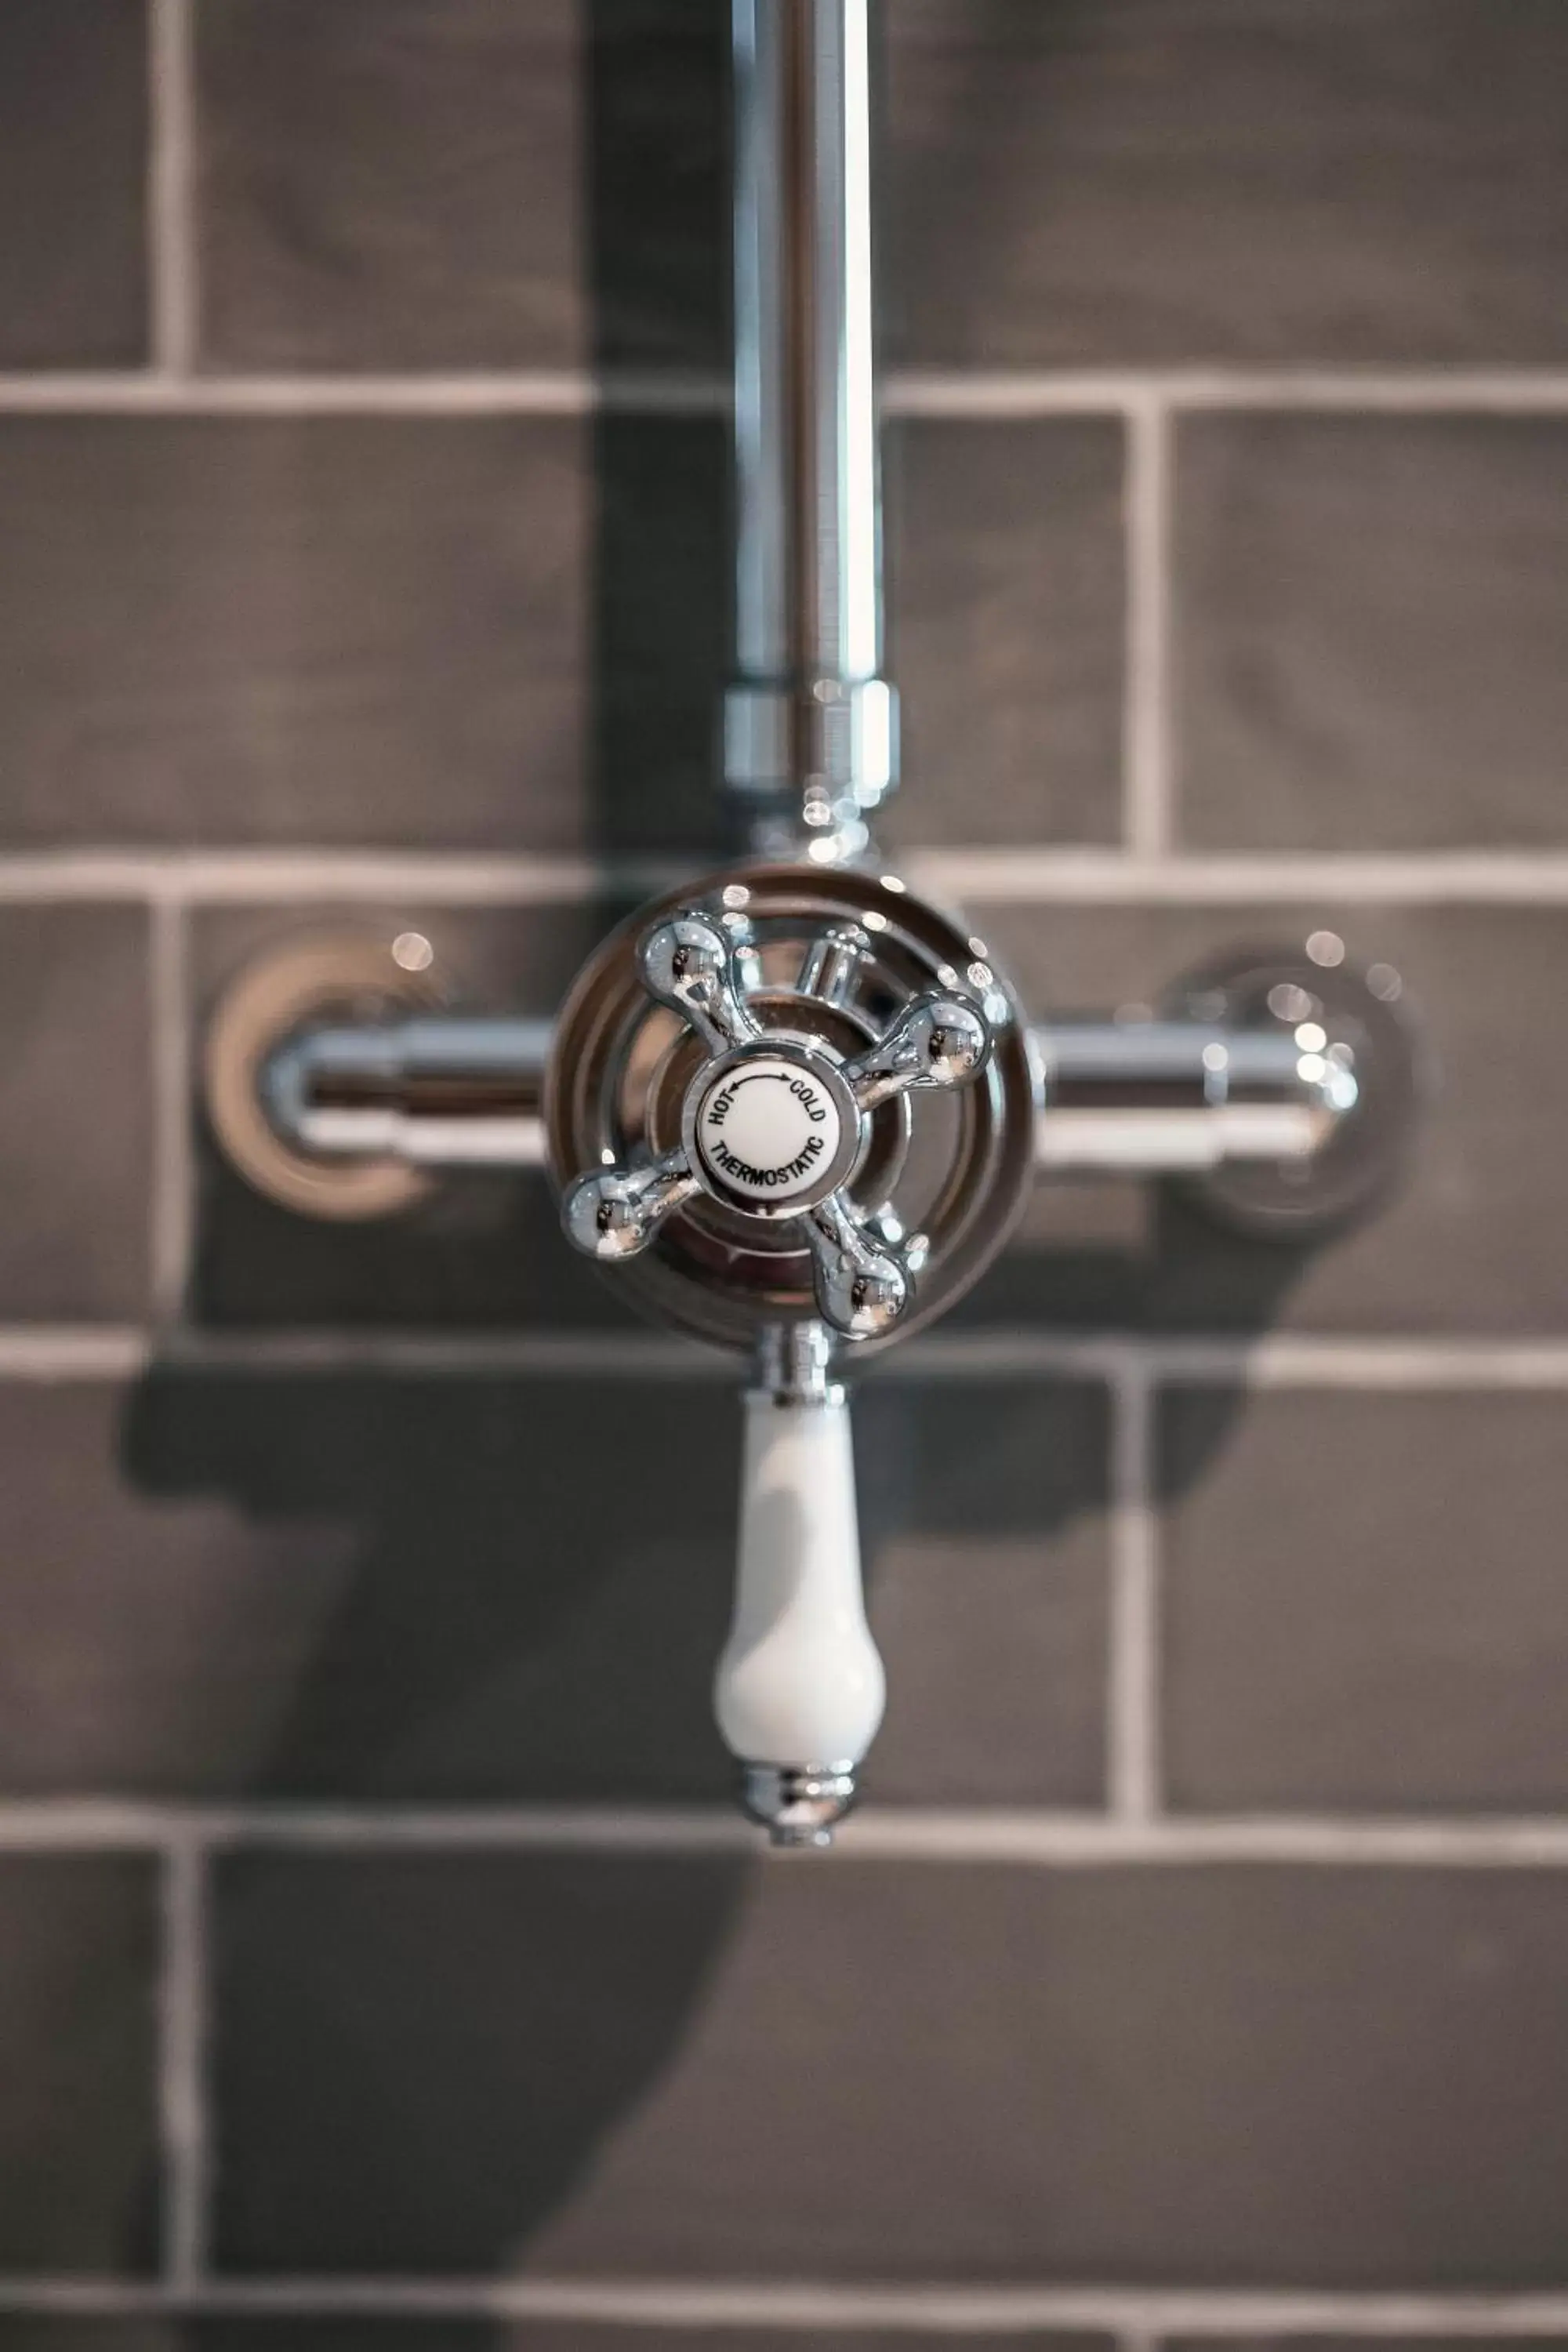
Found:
<box><xmin>2</xmin><ymin>0</ymin><xmax>1567</xmax><ymax>2341</ymax></box>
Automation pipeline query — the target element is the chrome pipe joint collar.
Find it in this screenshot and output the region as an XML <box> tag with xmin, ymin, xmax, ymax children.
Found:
<box><xmin>724</xmin><ymin>677</ymin><xmax>899</xmax><ymax>862</ymax></box>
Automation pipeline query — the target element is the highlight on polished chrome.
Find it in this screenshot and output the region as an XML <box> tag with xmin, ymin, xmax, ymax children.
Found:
<box><xmin>201</xmin><ymin>0</ymin><xmax>1428</xmax><ymax>1848</ymax></box>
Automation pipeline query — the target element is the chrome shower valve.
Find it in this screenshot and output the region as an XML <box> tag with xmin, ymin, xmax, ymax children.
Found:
<box><xmin>561</xmin><ymin>907</ymin><xmax>989</xmax><ymax>1340</ymax></box>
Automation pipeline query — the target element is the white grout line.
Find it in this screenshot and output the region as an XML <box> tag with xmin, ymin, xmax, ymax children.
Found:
<box><xmin>0</xmin><ymin>848</ymin><xmax>685</xmax><ymax>906</ymax></box>
<box><xmin>886</xmin><ymin>367</ymin><xmax>1568</xmax><ymax>418</ymax></box>
<box><xmin>3</xmin><ymin>1327</ymin><xmax>1568</xmax><ymax>1389</ymax></box>
<box><xmin>10</xmin><ymin>367</ymin><xmax>1568</xmax><ymax>419</ymax></box>
<box><xmin>4</xmin><ymin>847</ymin><xmax>1568</xmax><ymax>909</ymax></box>
<box><xmin>898</xmin><ymin>848</ymin><xmax>1568</xmax><ymax>905</ymax></box>
<box><xmin>1107</xmin><ymin>1357</ymin><xmax>1161</xmax><ymax>1821</ymax></box>
<box><xmin>147</xmin><ymin>0</ymin><xmax>197</xmax><ymax>378</ymax></box>
<box><xmin>881</xmin><ymin>1334</ymin><xmax>1568</xmax><ymax>1388</ymax></box>
<box><xmin>147</xmin><ymin>899</ymin><xmax>194</xmax><ymax>1322</ymax></box>
<box><xmin>158</xmin><ymin>1837</ymin><xmax>209</xmax><ymax>2290</ymax></box>
<box><xmin>1122</xmin><ymin>397</ymin><xmax>1174</xmax><ymax>859</ymax></box>
<box><xmin>15</xmin><ymin>1801</ymin><xmax>1568</xmax><ymax>1868</ymax></box>
<box><xmin>0</xmin><ymin>372</ymin><xmax>724</xmax><ymax>416</ymax></box>
<box><xmin>0</xmin><ymin>1328</ymin><xmax>152</xmax><ymax>1379</ymax></box>
<box><xmin>6</xmin><ymin>2278</ymin><xmax>1568</xmax><ymax>2333</ymax></box>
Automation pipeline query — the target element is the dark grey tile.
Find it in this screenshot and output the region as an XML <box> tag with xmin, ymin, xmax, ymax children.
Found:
<box><xmin>864</xmin><ymin>1379</ymin><xmax>1109</xmax><ymax>1807</ymax></box>
<box><xmin>0</xmin><ymin>1855</ymin><xmax>158</xmax><ymax>2271</ymax></box>
<box><xmin>27</xmin><ymin>1370</ymin><xmax>731</xmax><ymax>1802</ymax></box>
<box><xmin>970</xmin><ymin>902</ymin><xmax>1566</xmax><ymax>1337</ymax></box>
<box><xmin>214</xmin><ymin>1853</ymin><xmax>1568</xmax><ymax>2280</ymax></box>
<box><xmin>197</xmin><ymin>0</ymin><xmax>727</xmax><ymax>373</ymax></box>
<box><xmin>0</xmin><ymin>0</ymin><xmax>147</xmax><ymax>368</ymax></box>
<box><xmin>1163</xmin><ymin>1388</ymin><xmax>1568</xmax><ymax>1813</ymax></box>
<box><xmin>0</xmin><ymin>906</ymin><xmax>150</xmax><ymax>1319</ymax></box>
<box><xmin>883</xmin><ymin>419</ymin><xmax>1125</xmax><ymax>850</ymax></box>
<box><xmin>0</xmin><ymin>416</ymin><xmax>728</xmax><ymax>857</ymax></box>
<box><xmin>0</xmin><ymin>1366</ymin><xmax>1098</xmax><ymax>1807</ymax></box>
<box><xmin>885</xmin><ymin>0</ymin><xmax>1568</xmax><ymax>366</ymax></box>
<box><xmin>1178</xmin><ymin>416</ymin><xmax>1568</xmax><ymax>851</ymax></box>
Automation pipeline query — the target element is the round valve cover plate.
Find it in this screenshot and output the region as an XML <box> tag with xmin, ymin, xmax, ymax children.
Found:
<box><xmin>544</xmin><ymin>861</ymin><xmax>1040</xmax><ymax>1354</ymax></box>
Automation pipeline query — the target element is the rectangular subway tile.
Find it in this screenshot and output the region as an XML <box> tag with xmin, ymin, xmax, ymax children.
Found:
<box><xmin>968</xmin><ymin>901</ymin><xmax>1567</xmax><ymax>1338</ymax></box>
<box><xmin>1162</xmin><ymin>1387</ymin><xmax>1568</xmax><ymax>1813</ymax></box>
<box><xmin>1176</xmin><ymin>416</ymin><xmax>1568</xmax><ymax>853</ymax></box>
<box><xmin>884</xmin><ymin>0</ymin><xmax>1568</xmax><ymax>367</ymax></box>
<box><xmin>0</xmin><ymin>0</ymin><xmax>148</xmax><ymax>368</ymax></box>
<box><xmin>0</xmin><ymin>1368</ymin><xmax>1104</xmax><ymax>1811</ymax></box>
<box><xmin>0</xmin><ymin>416</ymin><xmax>728</xmax><ymax>859</ymax></box>
<box><xmin>195</xmin><ymin>0</ymin><xmax>727</xmax><ymax>374</ymax></box>
<box><xmin>0</xmin><ymin>906</ymin><xmax>151</xmax><ymax>1320</ymax></box>
<box><xmin>213</xmin><ymin>1853</ymin><xmax>1568</xmax><ymax>2281</ymax></box>
<box><xmin>882</xmin><ymin>419</ymin><xmax>1125</xmax><ymax>851</ymax></box>
<box><xmin>0</xmin><ymin>1855</ymin><xmax>158</xmax><ymax>2273</ymax></box>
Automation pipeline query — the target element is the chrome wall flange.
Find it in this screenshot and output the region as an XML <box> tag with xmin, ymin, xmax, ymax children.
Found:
<box><xmin>203</xmin><ymin>932</ymin><xmax>448</xmax><ymax>1222</ymax></box>
<box><xmin>544</xmin><ymin>860</ymin><xmax>1040</xmax><ymax>1355</ymax></box>
<box><xmin>1159</xmin><ymin>941</ymin><xmax>1428</xmax><ymax>1240</ymax></box>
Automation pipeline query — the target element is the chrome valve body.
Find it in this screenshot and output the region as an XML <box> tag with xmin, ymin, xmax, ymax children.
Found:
<box><xmin>544</xmin><ymin>862</ymin><xmax>1040</xmax><ymax>1356</ymax></box>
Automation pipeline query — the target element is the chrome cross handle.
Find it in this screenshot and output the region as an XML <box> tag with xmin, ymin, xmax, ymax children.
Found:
<box><xmin>561</xmin><ymin>908</ymin><xmax>990</xmax><ymax>1340</ymax></box>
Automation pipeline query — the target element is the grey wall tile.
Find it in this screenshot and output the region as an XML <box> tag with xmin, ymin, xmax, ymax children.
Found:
<box><xmin>0</xmin><ymin>419</ymin><xmax>590</xmax><ymax>851</ymax></box>
<box><xmin>63</xmin><ymin>1368</ymin><xmax>731</xmax><ymax>1803</ymax></box>
<box><xmin>865</xmin><ymin>1379</ymin><xmax>1109</xmax><ymax>1808</ymax></box>
<box><xmin>0</xmin><ymin>906</ymin><xmax>150</xmax><ymax>1319</ymax></box>
<box><xmin>197</xmin><ymin>0</ymin><xmax>727</xmax><ymax>374</ymax></box>
<box><xmin>884</xmin><ymin>0</ymin><xmax>1568</xmax><ymax>366</ymax></box>
<box><xmin>1178</xmin><ymin>416</ymin><xmax>1568</xmax><ymax>851</ymax></box>
<box><xmin>883</xmin><ymin>419</ymin><xmax>1125</xmax><ymax>849</ymax></box>
<box><xmin>214</xmin><ymin>1853</ymin><xmax>1568</xmax><ymax>2280</ymax></box>
<box><xmin>0</xmin><ymin>417</ymin><xmax>728</xmax><ymax>858</ymax></box>
<box><xmin>0</xmin><ymin>1369</ymin><xmax>1098</xmax><ymax>1809</ymax></box>
<box><xmin>198</xmin><ymin>0</ymin><xmax>583</xmax><ymax>372</ymax></box>
<box><xmin>1163</xmin><ymin>1388</ymin><xmax>1568</xmax><ymax>1812</ymax></box>
<box><xmin>0</xmin><ymin>0</ymin><xmax>147</xmax><ymax>368</ymax></box>
<box><xmin>971</xmin><ymin>902</ymin><xmax>1565</xmax><ymax>1336</ymax></box>
<box><xmin>0</xmin><ymin>1856</ymin><xmax>158</xmax><ymax>2272</ymax></box>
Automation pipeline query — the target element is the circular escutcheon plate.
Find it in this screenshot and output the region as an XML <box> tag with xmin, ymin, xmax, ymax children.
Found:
<box><xmin>544</xmin><ymin>859</ymin><xmax>1040</xmax><ymax>1354</ymax></box>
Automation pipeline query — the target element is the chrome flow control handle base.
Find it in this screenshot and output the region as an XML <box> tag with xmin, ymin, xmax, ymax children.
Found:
<box><xmin>560</xmin><ymin>908</ymin><xmax>989</xmax><ymax>1342</ymax></box>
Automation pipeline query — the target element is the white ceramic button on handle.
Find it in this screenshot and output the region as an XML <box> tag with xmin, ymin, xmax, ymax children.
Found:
<box><xmin>714</xmin><ymin>1388</ymin><xmax>886</xmax><ymax>1786</ymax></box>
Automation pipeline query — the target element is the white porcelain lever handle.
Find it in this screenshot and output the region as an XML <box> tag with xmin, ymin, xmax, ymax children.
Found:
<box><xmin>713</xmin><ymin>1382</ymin><xmax>886</xmax><ymax>1846</ymax></box>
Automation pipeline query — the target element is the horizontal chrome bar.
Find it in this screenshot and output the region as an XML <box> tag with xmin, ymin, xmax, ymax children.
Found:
<box><xmin>264</xmin><ymin>1018</ymin><xmax>552</xmax><ymax>1168</ymax></box>
<box><xmin>261</xmin><ymin>1014</ymin><xmax>1351</xmax><ymax>1180</ymax></box>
